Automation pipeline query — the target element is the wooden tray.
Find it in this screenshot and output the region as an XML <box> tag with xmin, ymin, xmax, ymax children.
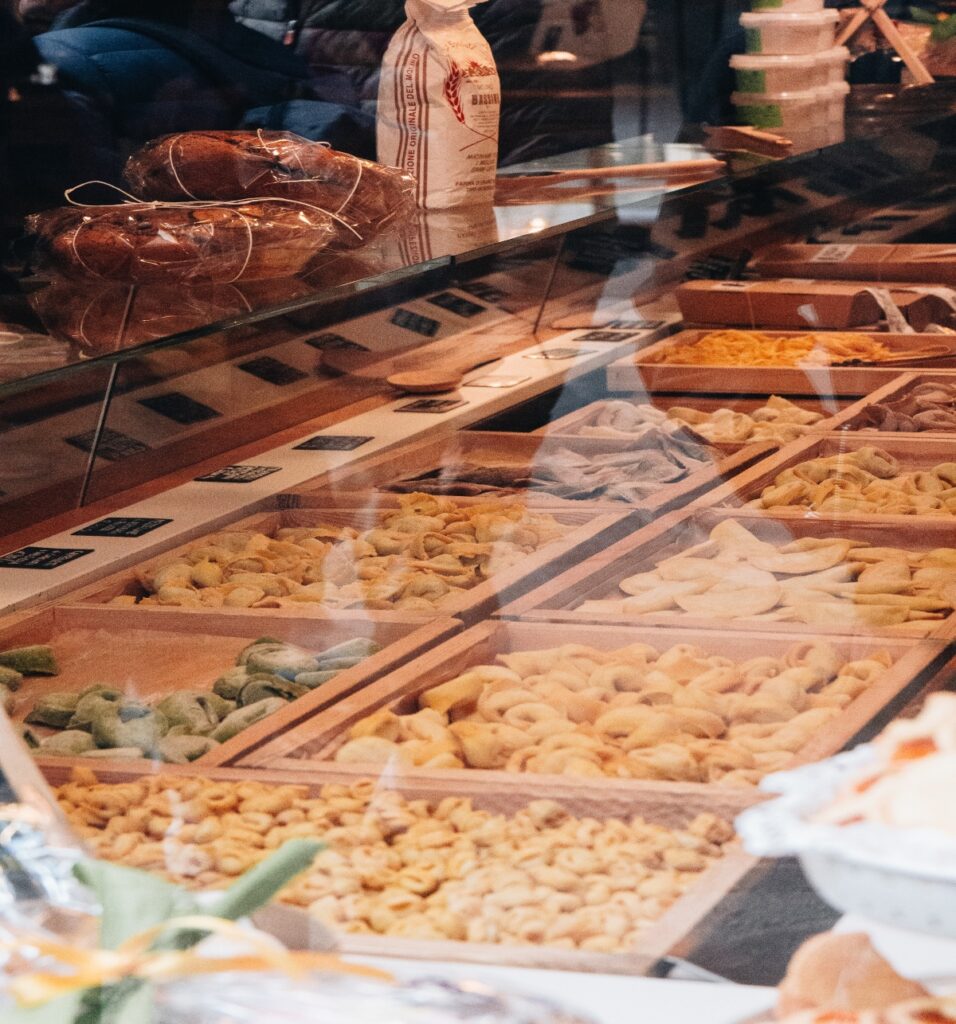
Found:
<box><xmin>697</xmin><ymin>433</ymin><xmax>956</xmax><ymax>519</ymax></box>
<box><xmin>533</xmin><ymin>394</ymin><xmax>854</xmax><ymax>453</ymax></box>
<box><xmin>1</xmin><ymin>604</ymin><xmax>457</xmax><ymax>771</ymax></box>
<box><xmin>607</xmin><ymin>330</ymin><xmax>956</xmax><ymax>395</ymax></box>
<box><xmin>38</xmin><ymin>758</ymin><xmax>760</xmax><ymax>974</ymax></box>
<box><xmin>828</xmin><ymin>371</ymin><xmax>956</xmax><ymax>438</ymax></box>
<box><xmin>238</xmin><ymin>620</ymin><xmax>948</xmax><ymax>783</ymax></box>
<box><xmin>64</xmin><ymin>505</ymin><xmax>632</xmax><ymax>627</ymax></box>
<box><xmin>498</xmin><ymin>507</ymin><xmax>956</xmax><ymax>640</ymax></box>
<box><xmin>282</xmin><ymin>430</ymin><xmax>774</xmax><ymax>517</ymax></box>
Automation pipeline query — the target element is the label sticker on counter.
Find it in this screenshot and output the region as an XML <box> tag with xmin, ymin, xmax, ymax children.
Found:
<box><xmin>237</xmin><ymin>356</ymin><xmax>309</xmax><ymax>386</ymax></box>
<box><xmin>139</xmin><ymin>392</ymin><xmax>221</xmax><ymax>425</ymax></box>
<box><xmin>395</xmin><ymin>397</ymin><xmax>467</xmax><ymax>414</ymax></box>
<box><xmin>73</xmin><ymin>516</ymin><xmax>172</xmax><ymax>539</ymax></box>
<box><xmin>524</xmin><ymin>347</ymin><xmax>596</xmax><ymax>361</ymax></box>
<box><xmin>390</xmin><ymin>308</ymin><xmax>440</xmax><ymax>337</ymax></box>
<box><xmin>575</xmin><ymin>330</ymin><xmax>640</xmax><ymax>343</ymax></box>
<box><xmin>65</xmin><ymin>427</ymin><xmax>150</xmax><ymax>461</ymax></box>
<box><xmin>194</xmin><ymin>465</ymin><xmax>282</xmax><ymax>484</ymax></box>
<box><xmin>812</xmin><ymin>244</ymin><xmax>858</xmax><ymax>263</ymax></box>
<box><xmin>427</xmin><ymin>292</ymin><xmax>486</xmax><ymax>318</ymax></box>
<box><xmin>465</xmin><ymin>374</ymin><xmax>531</xmax><ymax>389</ymax></box>
<box><xmin>293</xmin><ymin>435</ymin><xmax>373</xmax><ymax>452</ymax></box>
<box><xmin>303</xmin><ymin>333</ymin><xmax>367</xmax><ymax>352</ymax></box>
<box><xmin>0</xmin><ymin>546</ymin><xmax>93</xmax><ymax>570</ymax></box>
<box><xmin>461</xmin><ymin>281</ymin><xmax>508</xmax><ymax>304</ymax></box>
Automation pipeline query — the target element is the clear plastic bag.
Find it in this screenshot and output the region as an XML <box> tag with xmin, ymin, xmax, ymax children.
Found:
<box><xmin>26</xmin><ymin>199</ymin><xmax>336</xmax><ymax>285</ymax></box>
<box><xmin>155</xmin><ymin>973</ymin><xmax>593</xmax><ymax>1024</ymax></box>
<box><xmin>124</xmin><ymin>131</ymin><xmax>416</xmax><ymax>248</ymax></box>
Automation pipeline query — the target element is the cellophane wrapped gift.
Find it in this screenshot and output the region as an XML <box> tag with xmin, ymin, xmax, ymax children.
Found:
<box><xmin>26</xmin><ymin>199</ymin><xmax>336</xmax><ymax>285</ymax></box>
<box><xmin>124</xmin><ymin>131</ymin><xmax>416</xmax><ymax>248</ymax></box>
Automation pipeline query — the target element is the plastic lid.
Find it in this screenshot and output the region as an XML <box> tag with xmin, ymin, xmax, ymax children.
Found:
<box><xmin>732</xmin><ymin>88</ymin><xmax>821</xmax><ymax>103</ymax></box>
<box><xmin>740</xmin><ymin>9</ymin><xmax>838</xmax><ymax>23</ymax></box>
<box><xmin>816</xmin><ymin>80</ymin><xmax>851</xmax><ymax>96</ymax></box>
<box><xmin>817</xmin><ymin>45</ymin><xmax>851</xmax><ymax>61</ymax></box>
<box><xmin>730</xmin><ymin>52</ymin><xmax>817</xmax><ymax>68</ymax></box>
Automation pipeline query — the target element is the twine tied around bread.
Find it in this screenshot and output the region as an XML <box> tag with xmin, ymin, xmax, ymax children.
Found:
<box><xmin>61</xmin><ymin>181</ymin><xmax>361</xmax><ymax>283</ymax></box>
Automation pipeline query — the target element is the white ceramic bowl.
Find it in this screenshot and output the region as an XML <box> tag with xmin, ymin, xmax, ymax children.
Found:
<box><xmin>737</xmin><ymin>747</ymin><xmax>956</xmax><ymax>939</ymax></box>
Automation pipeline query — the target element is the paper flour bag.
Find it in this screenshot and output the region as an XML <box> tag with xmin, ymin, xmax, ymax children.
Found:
<box><xmin>378</xmin><ymin>0</ymin><xmax>501</xmax><ymax>210</ymax></box>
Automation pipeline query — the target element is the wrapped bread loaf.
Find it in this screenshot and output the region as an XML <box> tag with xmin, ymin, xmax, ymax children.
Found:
<box><xmin>27</xmin><ymin>200</ymin><xmax>334</xmax><ymax>285</ymax></box>
<box><xmin>124</xmin><ymin>131</ymin><xmax>416</xmax><ymax>247</ymax></box>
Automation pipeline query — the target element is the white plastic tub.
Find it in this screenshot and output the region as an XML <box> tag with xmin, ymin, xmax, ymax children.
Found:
<box><xmin>731</xmin><ymin>52</ymin><xmax>823</xmax><ymax>93</ymax></box>
<box><xmin>816</xmin><ymin>45</ymin><xmax>851</xmax><ymax>85</ymax></box>
<box><xmin>740</xmin><ymin>10</ymin><xmax>839</xmax><ymax>54</ymax></box>
<box><xmin>751</xmin><ymin>0</ymin><xmax>824</xmax><ymax>10</ymax></box>
<box><xmin>732</xmin><ymin>87</ymin><xmax>827</xmax><ymax>152</ymax></box>
<box><xmin>818</xmin><ymin>80</ymin><xmax>850</xmax><ymax>144</ymax></box>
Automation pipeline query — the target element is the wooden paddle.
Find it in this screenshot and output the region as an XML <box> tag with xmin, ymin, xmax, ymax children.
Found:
<box><xmin>322</xmin><ymin>339</ymin><xmax>518</xmax><ymax>394</ymax></box>
<box><xmin>833</xmin><ymin>343</ymin><xmax>953</xmax><ymax>366</ymax></box>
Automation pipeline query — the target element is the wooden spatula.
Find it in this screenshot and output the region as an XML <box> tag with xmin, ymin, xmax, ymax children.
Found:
<box><xmin>323</xmin><ymin>339</ymin><xmax>517</xmax><ymax>394</ymax></box>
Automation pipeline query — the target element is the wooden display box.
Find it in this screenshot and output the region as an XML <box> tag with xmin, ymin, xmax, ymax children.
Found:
<box><xmin>498</xmin><ymin>507</ymin><xmax>956</xmax><ymax>640</ymax></box>
<box><xmin>607</xmin><ymin>330</ymin><xmax>956</xmax><ymax>395</ymax></box>
<box><xmin>828</xmin><ymin>371</ymin><xmax>956</xmax><ymax>438</ymax></box>
<box><xmin>535</xmin><ymin>394</ymin><xmax>853</xmax><ymax>453</ymax></box>
<box><xmin>39</xmin><ymin>758</ymin><xmax>761</xmax><ymax>974</ymax></box>
<box><xmin>65</xmin><ymin>505</ymin><xmax>632</xmax><ymax>627</ymax></box>
<box><xmin>697</xmin><ymin>433</ymin><xmax>956</xmax><ymax>517</ymax></box>
<box><xmin>237</xmin><ymin>620</ymin><xmax>947</xmax><ymax>783</ymax></box>
<box><xmin>283</xmin><ymin>430</ymin><xmax>773</xmax><ymax>517</ymax></box>
<box><xmin>1</xmin><ymin>604</ymin><xmax>457</xmax><ymax>770</ymax></box>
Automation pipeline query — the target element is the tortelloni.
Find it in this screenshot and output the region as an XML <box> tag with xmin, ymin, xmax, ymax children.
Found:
<box><xmin>110</xmin><ymin>493</ymin><xmax>563</xmax><ymax>613</ymax></box>
<box><xmin>330</xmin><ymin>640</ymin><xmax>895</xmax><ymax>786</ymax></box>
<box><xmin>748</xmin><ymin>446</ymin><xmax>956</xmax><ymax>517</ymax></box>
<box><xmin>58</xmin><ymin>770</ymin><xmax>735</xmax><ymax>953</ymax></box>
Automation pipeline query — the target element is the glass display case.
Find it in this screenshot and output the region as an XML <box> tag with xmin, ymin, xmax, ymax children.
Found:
<box><xmin>3</xmin><ymin>6</ymin><xmax>956</xmax><ymax>1022</ymax></box>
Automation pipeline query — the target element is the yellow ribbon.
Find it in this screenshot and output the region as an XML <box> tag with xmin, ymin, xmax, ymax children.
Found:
<box><xmin>4</xmin><ymin>915</ymin><xmax>391</xmax><ymax>1008</ymax></box>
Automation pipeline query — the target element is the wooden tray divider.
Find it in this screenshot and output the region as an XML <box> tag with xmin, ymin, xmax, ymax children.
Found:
<box><xmin>687</xmin><ymin>432</ymin><xmax>956</xmax><ymax>516</ymax></box>
<box><xmin>61</xmin><ymin>504</ymin><xmax>635</xmax><ymax>627</ymax></box>
<box><xmin>607</xmin><ymin>329</ymin><xmax>956</xmax><ymax>395</ymax></box>
<box><xmin>36</xmin><ymin>757</ymin><xmax>761</xmax><ymax>974</ymax></box>
<box><xmin>496</xmin><ymin>506</ymin><xmax>956</xmax><ymax>640</ymax></box>
<box><xmin>282</xmin><ymin>430</ymin><xmax>776</xmax><ymax>517</ymax></box>
<box><xmin>237</xmin><ymin>619</ymin><xmax>948</xmax><ymax>779</ymax></box>
<box><xmin>0</xmin><ymin>604</ymin><xmax>458</xmax><ymax>771</ymax></box>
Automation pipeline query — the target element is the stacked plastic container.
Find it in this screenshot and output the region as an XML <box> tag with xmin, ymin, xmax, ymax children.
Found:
<box><xmin>731</xmin><ymin>0</ymin><xmax>850</xmax><ymax>153</ymax></box>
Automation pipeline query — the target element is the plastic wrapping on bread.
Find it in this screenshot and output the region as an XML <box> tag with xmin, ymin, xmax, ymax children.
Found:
<box><xmin>26</xmin><ymin>200</ymin><xmax>336</xmax><ymax>285</ymax></box>
<box><xmin>124</xmin><ymin>131</ymin><xmax>416</xmax><ymax>248</ymax></box>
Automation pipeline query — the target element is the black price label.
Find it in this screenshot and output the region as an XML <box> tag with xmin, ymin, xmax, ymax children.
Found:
<box><xmin>65</xmin><ymin>427</ymin><xmax>150</xmax><ymax>461</ymax></box>
<box><xmin>237</xmin><ymin>357</ymin><xmax>309</xmax><ymax>386</ymax></box>
<box><xmin>524</xmin><ymin>347</ymin><xmax>596</xmax><ymax>361</ymax></box>
<box><xmin>294</xmin><ymin>435</ymin><xmax>373</xmax><ymax>452</ymax></box>
<box><xmin>73</xmin><ymin>516</ymin><xmax>172</xmax><ymax>538</ymax></box>
<box><xmin>461</xmin><ymin>281</ymin><xmax>508</xmax><ymax>304</ymax></box>
<box><xmin>304</xmin><ymin>333</ymin><xmax>367</xmax><ymax>352</ymax></box>
<box><xmin>139</xmin><ymin>392</ymin><xmax>221</xmax><ymax>425</ymax></box>
<box><xmin>390</xmin><ymin>308</ymin><xmax>440</xmax><ymax>337</ymax></box>
<box><xmin>0</xmin><ymin>546</ymin><xmax>92</xmax><ymax>570</ymax></box>
<box><xmin>194</xmin><ymin>465</ymin><xmax>282</xmax><ymax>484</ymax></box>
<box><xmin>576</xmin><ymin>330</ymin><xmax>639</xmax><ymax>342</ymax></box>
<box><xmin>395</xmin><ymin>397</ymin><xmax>467</xmax><ymax>414</ymax></box>
<box><xmin>427</xmin><ymin>292</ymin><xmax>486</xmax><ymax>318</ymax></box>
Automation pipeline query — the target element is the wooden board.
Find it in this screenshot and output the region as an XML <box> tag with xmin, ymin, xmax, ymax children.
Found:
<box><xmin>826</xmin><ymin>371</ymin><xmax>956</xmax><ymax>438</ymax></box>
<box><xmin>63</xmin><ymin>505</ymin><xmax>633</xmax><ymax>628</ymax></box>
<box><xmin>607</xmin><ymin>330</ymin><xmax>956</xmax><ymax>395</ymax></box>
<box><xmin>238</xmin><ymin>620</ymin><xmax>948</xmax><ymax>783</ymax></box>
<box><xmin>534</xmin><ymin>394</ymin><xmax>854</xmax><ymax>453</ymax></box>
<box><xmin>1</xmin><ymin>605</ymin><xmax>457</xmax><ymax>770</ymax></box>
<box><xmin>695</xmin><ymin>433</ymin><xmax>956</xmax><ymax>519</ymax></box>
<box><xmin>497</xmin><ymin>507</ymin><xmax>956</xmax><ymax>640</ymax></box>
<box><xmin>38</xmin><ymin>758</ymin><xmax>761</xmax><ymax>974</ymax></box>
<box><xmin>281</xmin><ymin>430</ymin><xmax>775</xmax><ymax>517</ymax></box>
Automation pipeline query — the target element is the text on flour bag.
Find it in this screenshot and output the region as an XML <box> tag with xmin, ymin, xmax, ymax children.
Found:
<box><xmin>377</xmin><ymin>0</ymin><xmax>501</xmax><ymax>210</ymax></box>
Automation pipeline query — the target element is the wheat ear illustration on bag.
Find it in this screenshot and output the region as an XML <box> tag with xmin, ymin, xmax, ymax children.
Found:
<box><xmin>443</xmin><ymin>61</ymin><xmax>467</xmax><ymax>124</ymax></box>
